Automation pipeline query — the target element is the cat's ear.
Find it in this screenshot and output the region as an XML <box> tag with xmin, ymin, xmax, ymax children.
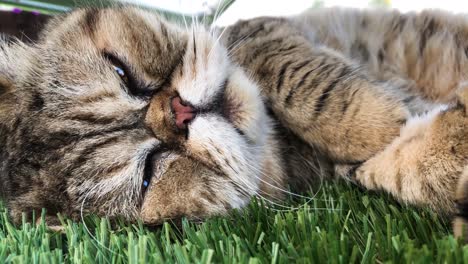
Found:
<box><xmin>0</xmin><ymin>36</ymin><xmax>14</xmax><ymax>93</ymax></box>
<box><xmin>0</xmin><ymin>36</ymin><xmax>35</xmax><ymax>124</ymax></box>
<box><xmin>0</xmin><ymin>35</ymin><xmax>33</xmax><ymax>93</ymax></box>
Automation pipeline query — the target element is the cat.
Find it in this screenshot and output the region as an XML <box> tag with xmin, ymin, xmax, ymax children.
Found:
<box><xmin>0</xmin><ymin>6</ymin><xmax>466</xmax><ymax>239</ymax></box>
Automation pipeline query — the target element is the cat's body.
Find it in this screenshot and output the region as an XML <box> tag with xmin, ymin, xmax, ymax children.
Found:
<box><xmin>0</xmin><ymin>7</ymin><xmax>466</xmax><ymax>238</ymax></box>
<box><xmin>223</xmin><ymin>7</ymin><xmax>468</xmax><ymax>221</ymax></box>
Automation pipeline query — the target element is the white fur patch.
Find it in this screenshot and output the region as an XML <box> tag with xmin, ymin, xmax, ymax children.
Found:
<box><xmin>403</xmin><ymin>104</ymin><xmax>449</xmax><ymax>134</ymax></box>
<box><xmin>177</xmin><ymin>30</ymin><xmax>231</xmax><ymax>106</ymax></box>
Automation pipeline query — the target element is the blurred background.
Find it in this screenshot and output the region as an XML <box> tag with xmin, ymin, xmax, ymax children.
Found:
<box><xmin>1</xmin><ymin>0</ymin><xmax>468</xmax><ymax>42</ymax></box>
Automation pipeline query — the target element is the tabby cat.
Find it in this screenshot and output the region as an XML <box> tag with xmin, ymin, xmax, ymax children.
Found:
<box><xmin>0</xmin><ymin>6</ymin><xmax>466</xmax><ymax>239</ymax></box>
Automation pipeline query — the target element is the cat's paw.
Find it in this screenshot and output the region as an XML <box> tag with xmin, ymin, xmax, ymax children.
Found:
<box><xmin>354</xmin><ymin>163</ymin><xmax>380</xmax><ymax>190</ymax></box>
<box><xmin>36</xmin><ymin>215</ymin><xmax>66</xmax><ymax>233</ymax></box>
<box><xmin>351</xmin><ymin>85</ymin><xmax>467</xmax><ymax>212</ymax></box>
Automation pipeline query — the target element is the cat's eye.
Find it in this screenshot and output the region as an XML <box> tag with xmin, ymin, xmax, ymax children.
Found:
<box><xmin>105</xmin><ymin>53</ymin><xmax>130</xmax><ymax>85</ymax></box>
<box><xmin>142</xmin><ymin>174</ymin><xmax>151</xmax><ymax>194</ymax></box>
<box><xmin>143</xmin><ymin>180</ymin><xmax>149</xmax><ymax>188</ymax></box>
<box><xmin>103</xmin><ymin>52</ymin><xmax>155</xmax><ymax>97</ymax></box>
<box><xmin>112</xmin><ymin>64</ymin><xmax>129</xmax><ymax>84</ymax></box>
<box><xmin>142</xmin><ymin>151</ymin><xmax>156</xmax><ymax>194</ymax></box>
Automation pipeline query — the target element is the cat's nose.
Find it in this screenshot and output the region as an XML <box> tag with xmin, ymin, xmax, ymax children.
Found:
<box><xmin>171</xmin><ymin>96</ymin><xmax>196</xmax><ymax>130</ymax></box>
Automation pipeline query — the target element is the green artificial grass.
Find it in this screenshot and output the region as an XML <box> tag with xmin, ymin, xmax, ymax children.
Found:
<box><xmin>1</xmin><ymin>182</ymin><xmax>467</xmax><ymax>263</ymax></box>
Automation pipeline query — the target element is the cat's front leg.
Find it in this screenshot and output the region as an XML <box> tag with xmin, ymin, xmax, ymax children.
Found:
<box><xmin>353</xmin><ymin>86</ymin><xmax>468</xmax><ymax>214</ymax></box>
<box><xmin>257</xmin><ymin>45</ymin><xmax>410</xmax><ymax>164</ymax></box>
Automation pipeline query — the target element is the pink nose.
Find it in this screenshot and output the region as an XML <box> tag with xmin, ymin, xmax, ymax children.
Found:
<box><xmin>171</xmin><ymin>96</ymin><xmax>196</xmax><ymax>130</ymax></box>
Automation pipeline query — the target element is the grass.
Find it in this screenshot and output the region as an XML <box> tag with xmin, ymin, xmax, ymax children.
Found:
<box><xmin>1</xmin><ymin>182</ymin><xmax>467</xmax><ymax>263</ymax></box>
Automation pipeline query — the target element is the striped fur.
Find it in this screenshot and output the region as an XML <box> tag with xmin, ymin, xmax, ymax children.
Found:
<box><xmin>223</xmin><ymin>8</ymin><xmax>467</xmax><ymax>238</ymax></box>
<box><xmin>0</xmin><ymin>6</ymin><xmax>466</xmax><ymax>240</ymax></box>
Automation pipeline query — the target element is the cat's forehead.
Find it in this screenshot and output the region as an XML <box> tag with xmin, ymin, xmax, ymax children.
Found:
<box><xmin>43</xmin><ymin>7</ymin><xmax>188</xmax><ymax>79</ymax></box>
<box><xmin>86</xmin><ymin>8</ymin><xmax>185</xmax><ymax>48</ymax></box>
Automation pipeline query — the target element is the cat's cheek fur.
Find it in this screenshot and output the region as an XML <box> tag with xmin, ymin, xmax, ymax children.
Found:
<box><xmin>187</xmin><ymin>116</ymin><xmax>261</xmax><ymax>201</ymax></box>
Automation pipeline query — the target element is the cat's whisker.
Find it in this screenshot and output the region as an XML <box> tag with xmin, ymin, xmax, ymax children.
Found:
<box><xmin>217</xmin><ymin>152</ymin><xmax>331</xmax><ymax>212</ymax></box>
<box><xmin>235</xmin><ymin>140</ymin><xmax>337</xmax><ymax>211</ymax></box>
<box><xmin>191</xmin><ymin>14</ymin><xmax>197</xmax><ymax>33</ymax></box>
<box><xmin>224</xmin><ymin>174</ymin><xmax>342</xmax><ymax>213</ymax></box>
<box><xmin>181</xmin><ymin>7</ymin><xmax>190</xmax><ymax>33</ymax></box>
<box><xmin>80</xmin><ymin>186</ymin><xmax>124</xmax><ymax>260</ymax></box>
<box><xmin>207</xmin><ymin>0</ymin><xmax>237</xmax><ymax>59</ymax></box>
<box><xmin>238</xmin><ymin>148</ymin><xmax>321</xmax><ymax>199</ymax></box>
<box><xmin>225</xmin><ymin>30</ymin><xmax>261</xmax><ymax>59</ymax></box>
<box><xmin>210</xmin><ymin>0</ymin><xmax>225</xmax><ymax>31</ymax></box>
<box><xmin>208</xmin><ymin>14</ymin><xmax>236</xmax><ymax>58</ymax></box>
<box><xmin>226</xmin><ymin>36</ymin><xmax>251</xmax><ymax>57</ymax></box>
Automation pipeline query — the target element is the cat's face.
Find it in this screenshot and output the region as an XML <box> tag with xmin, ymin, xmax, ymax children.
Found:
<box><xmin>0</xmin><ymin>7</ymin><xmax>284</xmax><ymax>224</ymax></box>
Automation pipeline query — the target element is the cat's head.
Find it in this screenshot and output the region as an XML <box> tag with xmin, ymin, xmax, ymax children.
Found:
<box><xmin>0</xmin><ymin>7</ymin><xmax>284</xmax><ymax>225</ymax></box>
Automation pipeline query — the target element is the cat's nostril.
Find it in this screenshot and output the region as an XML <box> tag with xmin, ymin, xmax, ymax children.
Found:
<box><xmin>171</xmin><ymin>96</ymin><xmax>196</xmax><ymax>130</ymax></box>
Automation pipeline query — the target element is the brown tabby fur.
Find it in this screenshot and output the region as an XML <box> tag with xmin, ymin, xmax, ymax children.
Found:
<box><xmin>0</xmin><ymin>7</ymin><xmax>466</xmax><ymax>239</ymax></box>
